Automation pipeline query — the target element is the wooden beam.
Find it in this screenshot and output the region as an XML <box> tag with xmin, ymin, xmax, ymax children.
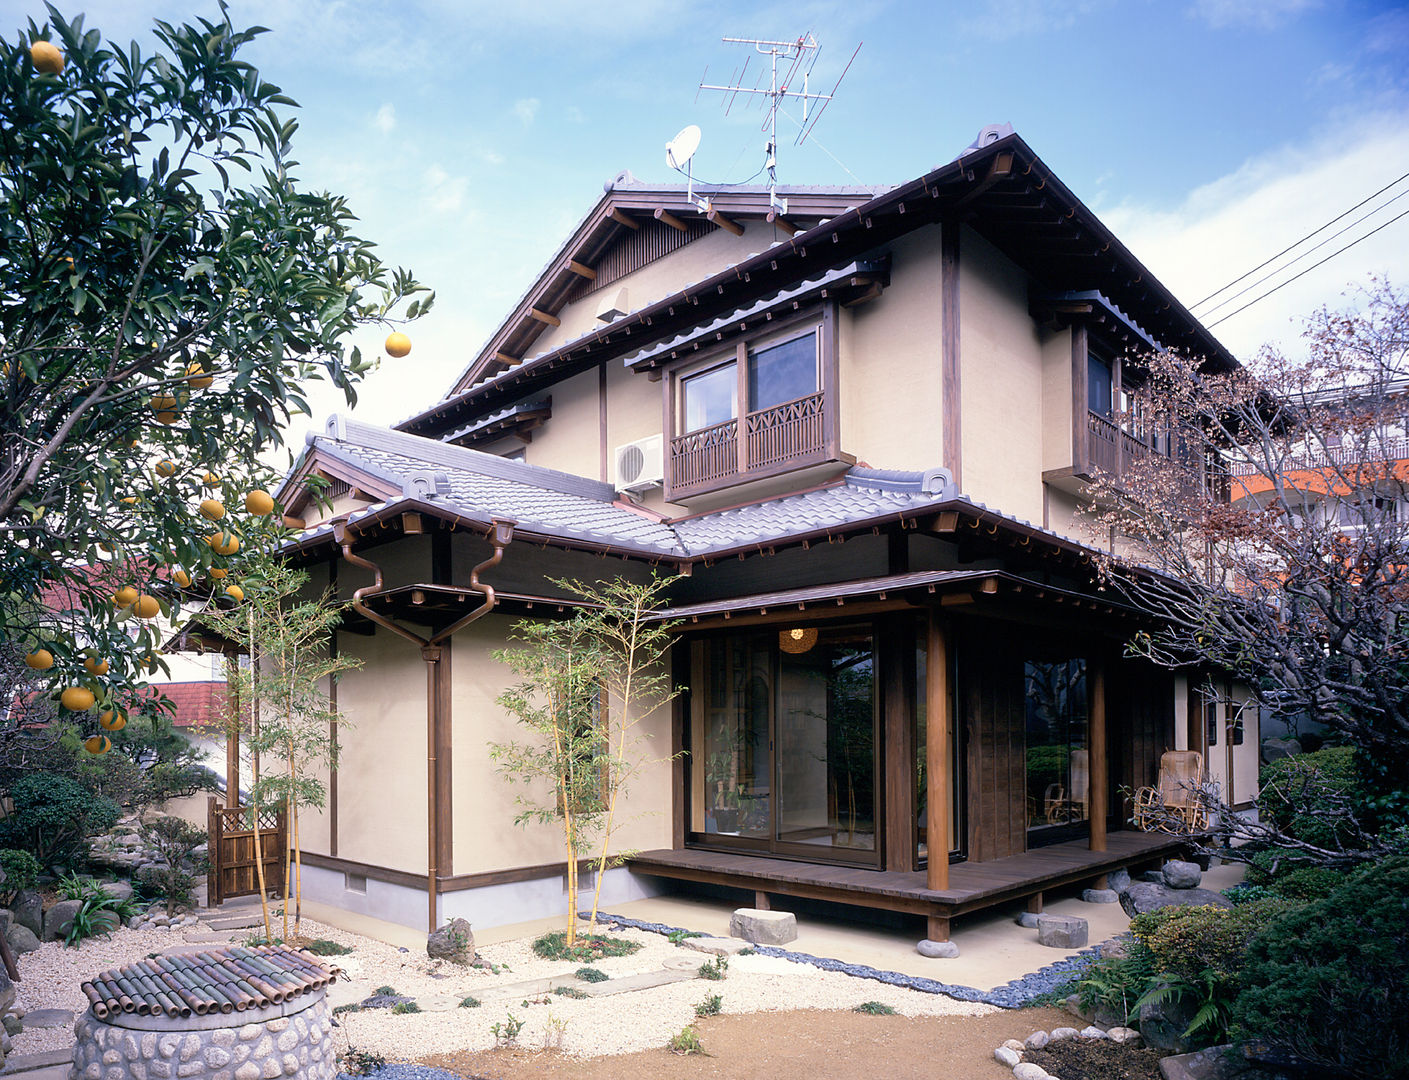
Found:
<box><xmin>767</xmin><ymin>210</ymin><xmax>801</xmax><ymax>236</ymax></box>
<box><xmin>401</xmin><ymin>512</ymin><xmax>424</xmax><ymax>534</ymax></box>
<box><xmin>654</xmin><ymin>208</ymin><xmax>690</xmax><ymax>233</ymax></box>
<box><xmin>281</xmin><ymin>515</ymin><xmax>305</xmax><ymax>530</ymax></box>
<box><xmin>882</xmin><ymin>618</ymin><xmax>916</xmax><ymax>873</ymax></box>
<box><xmin>567</xmin><ymin>259</ymin><xmax>597</xmax><ymax>280</ymax></box>
<box><xmin>1089</xmin><ymin>654</ymin><xmax>1108</xmax><ymax>852</ymax></box>
<box><xmin>610</xmin><ymin>208</ymin><xmax>640</xmax><ymax>230</ymax></box>
<box><xmin>494</xmin><ymin>351</ymin><xmax>519</xmax><ymax>367</ymax></box>
<box><xmin>528</xmin><ymin>307</ymin><xmax>561</xmax><ymax>327</ymax></box>
<box><xmin>941</xmin><ymin>222</ymin><xmax>962</xmax><ymax>488</ymax></box>
<box><xmin>926</xmin><ymin>612</ymin><xmax>952</xmax><ymax>892</ymax></box>
<box><xmin>954</xmin><ymin>151</ymin><xmax>1016</xmax><ymax>209</ymax></box>
<box><xmin>940</xmin><ymin>593</ymin><xmax>974</xmax><ymax>606</ymax></box>
<box><xmin>707</xmin><ymin>209</ymin><xmax>744</xmax><ymax>237</ymax></box>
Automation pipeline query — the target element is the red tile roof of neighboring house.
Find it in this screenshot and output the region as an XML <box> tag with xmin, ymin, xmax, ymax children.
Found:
<box><xmin>137</xmin><ymin>681</ymin><xmax>229</xmax><ymax>728</ymax></box>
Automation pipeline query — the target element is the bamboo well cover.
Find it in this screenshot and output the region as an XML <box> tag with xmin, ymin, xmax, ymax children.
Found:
<box><xmin>80</xmin><ymin>945</ymin><xmax>341</xmax><ymax>1021</ymax></box>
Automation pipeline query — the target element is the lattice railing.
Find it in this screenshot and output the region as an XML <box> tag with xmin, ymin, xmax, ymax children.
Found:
<box><xmin>670</xmin><ymin>417</ymin><xmax>739</xmax><ymax>490</ymax></box>
<box><xmin>746</xmin><ymin>391</ymin><xmax>826</xmax><ymax>469</ymax></box>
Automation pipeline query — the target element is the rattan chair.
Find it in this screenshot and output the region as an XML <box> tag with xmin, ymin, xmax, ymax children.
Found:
<box><xmin>1133</xmin><ymin>750</ymin><xmax>1207</xmax><ymax>833</ymax></box>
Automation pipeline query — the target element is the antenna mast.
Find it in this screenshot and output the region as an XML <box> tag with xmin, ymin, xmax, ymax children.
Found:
<box><xmin>698</xmin><ymin>33</ymin><xmax>860</xmax><ymax>214</ymax></box>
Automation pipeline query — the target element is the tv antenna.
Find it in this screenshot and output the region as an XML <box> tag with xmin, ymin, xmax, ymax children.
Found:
<box><xmin>694</xmin><ymin>33</ymin><xmax>860</xmax><ymax>215</ymax></box>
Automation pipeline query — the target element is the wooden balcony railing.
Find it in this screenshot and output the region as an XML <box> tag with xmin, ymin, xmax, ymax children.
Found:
<box><xmin>669</xmin><ymin>391</ymin><xmax>832</xmax><ymax>498</ymax></box>
<box><xmin>1086</xmin><ymin>410</ymin><xmax>1215</xmax><ymax>498</ymax></box>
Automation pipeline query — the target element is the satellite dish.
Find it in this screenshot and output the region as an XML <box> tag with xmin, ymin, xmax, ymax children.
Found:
<box><xmin>666</xmin><ymin>125</ymin><xmax>702</xmax><ymax>172</ymax></box>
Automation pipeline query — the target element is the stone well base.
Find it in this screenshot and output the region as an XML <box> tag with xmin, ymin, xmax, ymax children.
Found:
<box><xmin>69</xmin><ymin>994</ymin><xmax>334</xmax><ymax>1080</ymax></box>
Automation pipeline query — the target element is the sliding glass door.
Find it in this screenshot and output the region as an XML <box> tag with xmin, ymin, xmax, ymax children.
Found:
<box><xmin>690</xmin><ymin>623</ymin><xmax>879</xmax><ymax>865</ymax></box>
<box><xmin>1024</xmin><ymin>658</ymin><xmax>1090</xmax><ymax>845</ymax></box>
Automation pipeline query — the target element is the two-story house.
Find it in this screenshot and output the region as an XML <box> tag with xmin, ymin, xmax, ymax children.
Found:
<box><xmin>245</xmin><ymin>127</ymin><xmax>1259</xmax><ymax>941</ymax></box>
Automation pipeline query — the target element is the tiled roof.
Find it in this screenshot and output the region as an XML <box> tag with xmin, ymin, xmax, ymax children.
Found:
<box><xmin>286</xmin><ymin>416</ymin><xmax>1099</xmax><ymax>563</ymax></box>
<box><xmin>142</xmin><ymin>681</ymin><xmax>227</xmax><ymax>728</ymax></box>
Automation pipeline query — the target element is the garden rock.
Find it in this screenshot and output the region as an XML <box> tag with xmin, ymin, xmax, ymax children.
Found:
<box><xmin>1099</xmin><ymin>937</ymin><xmax>1129</xmax><ymax>959</ymax></box>
<box><xmin>1049</xmin><ymin>1027</ymin><xmax>1080</xmax><ymax>1041</ymax></box>
<box><xmin>1024</xmin><ymin>1031</ymin><xmax>1050</xmax><ymax>1050</ymax></box>
<box><xmin>5</xmin><ymin>925</ymin><xmax>39</xmax><ymax>955</ymax></box>
<box><xmin>40</xmin><ymin>898</ymin><xmax>81</xmax><ymax>942</ymax></box>
<box><xmin>994</xmin><ymin>1046</ymin><xmax>1021</xmax><ymax>1067</ymax></box>
<box><xmin>1158</xmin><ymin>1044</ymin><xmax>1264</xmax><ymax>1080</ymax></box>
<box><xmin>1107</xmin><ymin>867</ymin><xmax>1132</xmax><ymax>892</ymax></box>
<box><xmin>1013</xmin><ymin>1065</ymin><xmax>1054</xmax><ymax>1080</ymax></box>
<box><xmin>1140</xmin><ymin>870</ymin><xmax>1165</xmax><ymax>883</ymax></box>
<box><xmin>10</xmin><ymin>890</ymin><xmax>41</xmax><ymax>936</ymax></box>
<box><xmin>729</xmin><ymin>907</ymin><xmax>797</xmax><ymax>945</ymax></box>
<box><xmin>1082</xmin><ymin>888</ymin><xmax>1119</xmax><ymax>903</ymax></box>
<box><xmin>1</xmin><ymin>1015</ymin><xmax>19</xmax><ymax>1036</ymax></box>
<box><xmin>1162</xmin><ymin>860</ymin><xmax>1202</xmax><ymax>889</ymax></box>
<box><xmin>1260</xmin><ymin>737</ymin><xmax>1301</xmax><ymax>764</ymax></box>
<box><xmin>0</xmin><ymin>910</ymin><xmax>9</xmax><ymax>934</ymax></box>
<box><xmin>0</xmin><ymin>968</ymin><xmax>13</xmax><ymax>1016</ymax></box>
<box><xmin>1036</xmin><ymin>914</ymin><xmax>1087</xmax><ymax>949</ymax></box>
<box><xmin>1108</xmin><ymin>1026</ymin><xmax>1142</xmax><ymax>1045</ymax></box>
<box><xmin>1080</xmin><ymin>1025</ymin><xmax>1109</xmax><ymax>1039</ymax></box>
<box><xmin>426</xmin><ymin>917</ymin><xmax>475</xmax><ymax>963</ymax></box>
<box><xmin>1140</xmin><ymin>993</ymin><xmax>1199</xmax><ymax>1053</ymax></box>
<box><xmin>99</xmin><ymin>880</ymin><xmax>133</xmax><ymax>903</ymax></box>
<box><xmin>916</xmin><ymin>939</ymin><xmax>959</xmax><ymax>958</ymax></box>
<box><xmin>1120</xmin><ymin>882</ymin><xmax>1231</xmax><ymax>917</ymax></box>
<box><xmin>1016</xmin><ymin>911</ymin><xmax>1041</xmax><ymax>928</ymax></box>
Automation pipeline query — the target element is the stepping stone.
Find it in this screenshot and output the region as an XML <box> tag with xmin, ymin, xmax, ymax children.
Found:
<box><xmin>577</xmin><ymin>967</ymin><xmax>697</xmax><ymax>997</ymax></box>
<box><xmin>1036</xmin><ymin>914</ymin><xmax>1089</xmax><ymax>949</ymax></box>
<box><xmin>19</xmin><ymin>1010</ymin><xmax>73</xmax><ymax>1030</ymax></box>
<box><xmin>1</xmin><ymin>1050</ymin><xmax>75</xmax><ymax>1076</ymax></box>
<box><xmin>681</xmin><ymin>935</ymin><xmax>749</xmax><ymax>956</ymax></box>
<box><xmin>729</xmin><ymin>908</ymin><xmax>797</xmax><ymax>945</ymax></box>
<box><xmin>202</xmin><ymin>914</ymin><xmax>264</xmax><ymax>931</ymax></box>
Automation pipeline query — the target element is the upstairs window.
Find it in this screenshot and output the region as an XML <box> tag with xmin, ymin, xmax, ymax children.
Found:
<box><xmin>748</xmin><ymin>331</ymin><xmax>819</xmax><ymax>412</ymax></box>
<box><xmin>682</xmin><ymin>363</ymin><xmax>737</xmax><ymax>432</ymax></box>
<box><xmin>1088</xmin><ymin>354</ymin><xmax>1113</xmax><ymax>417</ymax></box>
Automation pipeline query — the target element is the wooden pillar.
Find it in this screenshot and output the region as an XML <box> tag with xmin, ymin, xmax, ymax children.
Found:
<box><xmin>940</xmin><ymin>222</ymin><xmax>962</xmax><ymax>490</ymax></box>
<box><xmin>926</xmin><ymin>610</ymin><xmax>952</xmax><ymax>892</ymax></box>
<box><xmin>1089</xmin><ymin>656</ymin><xmax>1108</xmax><ymax>852</ymax></box>
<box><xmin>882</xmin><ymin>617</ymin><xmax>917</xmax><ymax>872</ymax></box>
<box><xmin>423</xmin><ymin>645</ymin><xmax>444</xmax><ymax>933</ymax></box>
<box><xmin>754</xmin><ymin>891</ymin><xmax>771</xmax><ymax>911</ymax></box>
<box><xmin>328</xmin><ymin>628</ymin><xmax>339</xmax><ymax>856</ymax></box>
<box><xmin>1071</xmin><ymin>323</ymin><xmax>1089</xmax><ymax>474</ymax></box>
<box><xmin>1027</xmin><ymin>892</ymin><xmax>1044</xmax><ymax>915</ymax></box>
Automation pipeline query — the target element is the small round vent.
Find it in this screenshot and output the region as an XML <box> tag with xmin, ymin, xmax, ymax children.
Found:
<box><xmin>618</xmin><ymin>443</ymin><xmax>646</xmax><ymax>485</ymax></box>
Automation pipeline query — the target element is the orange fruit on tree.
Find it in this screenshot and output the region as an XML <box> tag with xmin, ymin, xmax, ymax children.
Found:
<box><xmin>172</xmin><ymin>568</ymin><xmax>192</xmax><ymax>588</ymax></box>
<box><xmin>199</xmin><ymin>498</ymin><xmax>225</xmax><ymax>521</ymax></box>
<box><xmin>98</xmin><ymin>708</ymin><xmax>126</xmax><ymax>732</ymax></box>
<box><xmin>207</xmin><ymin>531</ymin><xmax>240</xmax><ymax>556</ymax></box>
<box><xmin>113</xmin><ymin>586</ymin><xmax>138</xmax><ymax>606</ymax></box>
<box><xmin>185</xmin><ymin>361</ymin><xmax>213</xmax><ymax>389</ymax></box>
<box><xmin>133</xmin><ymin>594</ymin><xmax>161</xmax><ymax>619</ymax></box>
<box><xmin>119</xmin><ymin>496</ymin><xmax>138</xmax><ymax>506</ymax></box>
<box><xmin>208</xmin><ymin>566</ymin><xmax>229</xmax><ymax>580</ymax></box>
<box><xmin>224</xmin><ymin>584</ymin><xmax>244</xmax><ymax>602</ymax></box>
<box><xmin>83</xmin><ymin>656</ymin><xmax>109</xmax><ymax>676</ymax></box>
<box><xmin>202</xmin><ymin>471</ymin><xmax>221</xmax><ymax>488</ymax></box>
<box><xmin>385</xmin><ymin>332</ymin><xmax>412</xmax><ymax>358</ymax></box>
<box><xmin>245</xmin><ymin>489</ymin><xmax>275</xmax><ymax>515</ymax></box>
<box><xmin>29</xmin><ymin>40</ymin><xmax>63</xmax><ymax>75</ymax></box>
<box><xmin>155</xmin><ymin>459</ymin><xmax>177</xmax><ymax>477</ymax></box>
<box><xmin>23</xmin><ymin>649</ymin><xmax>54</xmax><ymax>670</ymax></box>
<box><xmin>150</xmin><ymin>393</ymin><xmax>178</xmax><ymax>411</ymax></box>
<box><xmin>60</xmin><ymin>686</ymin><xmax>95</xmax><ymax>711</ymax></box>
<box><xmin>153</xmin><ymin>410</ymin><xmax>180</xmax><ymax>425</ymax></box>
<box><xmin>84</xmin><ymin>735</ymin><xmax>111</xmax><ymax>756</ymax></box>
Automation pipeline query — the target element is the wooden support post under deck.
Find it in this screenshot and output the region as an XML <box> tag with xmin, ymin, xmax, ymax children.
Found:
<box><xmin>927</xmin><ymin>915</ymin><xmax>950</xmax><ymax>942</ymax></box>
<box><xmin>1027</xmin><ymin>893</ymin><xmax>1044</xmax><ymax>914</ymax></box>
<box><xmin>754</xmin><ymin>891</ymin><xmax>770</xmax><ymax>911</ymax></box>
<box><xmin>1089</xmin><ymin>656</ymin><xmax>1108</xmax><ymax>852</ymax></box>
<box><xmin>926</xmin><ymin>610</ymin><xmax>952</xmax><ymax>893</ymax></box>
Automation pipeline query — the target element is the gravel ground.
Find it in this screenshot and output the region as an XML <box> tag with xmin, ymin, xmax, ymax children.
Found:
<box><xmin>13</xmin><ymin>913</ymin><xmax>997</xmax><ymax>1063</ymax></box>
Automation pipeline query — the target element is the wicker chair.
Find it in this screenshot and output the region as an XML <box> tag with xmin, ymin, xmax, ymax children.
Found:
<box><xmin>1133</xmin><ymin>750</ymin><xmax>1207</xmax><ymax>833</ymax></box>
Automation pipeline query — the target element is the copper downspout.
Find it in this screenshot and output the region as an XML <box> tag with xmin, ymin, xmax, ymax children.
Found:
<box><xmin>333</xmin><ymin>517</ymin><xmax>515</xmax><ymax>932</ymax></box>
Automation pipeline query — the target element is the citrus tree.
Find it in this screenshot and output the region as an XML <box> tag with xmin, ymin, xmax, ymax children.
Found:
<box><xmin>0</xmin><ymin>7</ymin><xmax>428</xmax><ymax>749</ymax></box>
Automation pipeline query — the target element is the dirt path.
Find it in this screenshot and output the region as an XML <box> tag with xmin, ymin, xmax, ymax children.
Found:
<box><xmin>418</xmin><ymin>1006</ymin><xmax>1073</xmax><ymax>1080</ymax></box>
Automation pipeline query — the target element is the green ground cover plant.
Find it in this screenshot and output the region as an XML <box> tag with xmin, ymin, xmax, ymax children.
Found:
<box><xmin>531</xmin><ymin>929</ymin><xmax>641</xmax><ymax>962</ymax></box>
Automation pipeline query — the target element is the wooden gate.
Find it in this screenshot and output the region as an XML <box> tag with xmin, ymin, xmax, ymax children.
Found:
<box><xmin>206</xmin><ymin>797</ymin><xmax>287</xmax><ymax>905</ymax></box>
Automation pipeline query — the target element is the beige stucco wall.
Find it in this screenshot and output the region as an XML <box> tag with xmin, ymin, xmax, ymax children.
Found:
<box><xmin>449</xmin><ymin>614</ymin><xmax>674</xmax><ymax>875</ymax></box>
<box><xmin>1041</xmin><ymin>327</ymin><xmax>1075</xmax><ymax>474</ymax></box>
<box><xmin>958</xmin><ymin>226</ymin><xmax>1046</xmax><ymax>521</ymax></box>
<box><xmin>840</xmin><ymin>225</ymin><xmax>944</xmax><ymax>472</ymax></box>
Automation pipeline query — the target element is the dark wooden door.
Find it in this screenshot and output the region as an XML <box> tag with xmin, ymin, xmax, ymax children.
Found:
<box><xmin>206</xmin><ymin>797</ymin><xmax>286</xmax><ymax>905</ymax></box>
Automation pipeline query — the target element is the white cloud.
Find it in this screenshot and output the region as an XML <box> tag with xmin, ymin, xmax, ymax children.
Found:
<box><xmin>1100</xmin><ymin>111</ymin><xmax>1409</xmax><ymax>362</ymax></box>
<box><xmin>424</xmin><ymin>165</ymin><xmax>468</xmax><ymax>213</ymax></box>
<box><xmin>478</xmin><ymin>148</ymin><xmax>506</xmax><ymax>166</ymax></box>
<box><xmin>513</xmin><ymin>97</ymin><xmax>540</xmax><ymax>126</ymax></box>
<box><xmin>1188</xmin><ymin>0</ymin><xmax>1321</xmax><ymax>30</ymax></box>
<box><xmin>372</xmin><ymin>103</ymin><xmax>396</xmax><ymax>134</ymax></box>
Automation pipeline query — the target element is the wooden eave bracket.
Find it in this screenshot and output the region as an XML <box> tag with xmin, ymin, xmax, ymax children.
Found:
<box><xmin>528</xmin><ymin>307</ymin><xmax>561</xmax><ymax>327</ymax></box>
<box><xmin>707</xmin><ymin>209</ymin><xmax>744</xmax><ymax>237</ymax></box>
<box><xmin>610</xmin><ymin>209</ymin><xmax>640</xmax><ymax>230</ymax></box>
<box><xmin>654</xmin><ymin>208</ymin><xmax>690</xmax><ymax>233</ymax></box>
<box><xmin>566</xmin><ymin>260</ymin><xmax>597</xmax><ymax>280</ymax></box>
<box><xmin>767</xmin><ymin>210</ymin><xmax>801</xmax><ymax>236</ymax></box>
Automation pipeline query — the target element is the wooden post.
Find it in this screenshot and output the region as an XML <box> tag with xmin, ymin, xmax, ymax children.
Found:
<box><xmin>224</xmin><ymin>655</ymin><xmax>240</xmax><ymax>808</ymax></box>
<box><xmin>926</xmin><ymin>610</ymin><xmax>952</xmax><ymax>892</ymax></box>
<box><xmin>206</xmin><ymin>797</ymin><xmax>221</xmax><ymax>907</ymax></box>
<box><xmin>754</xmin><ymin>891</ymin><xmax>771</xmax><ymax>911</ymax></box>
<box><xmin>1089</xmin><ymin>656</ymin><xmax>1108</xmax><ymax>852</ymax></box>
<box><xmin>1027</xmin><ymin>892</ymin><xmax>1044</xmax><ymax>915</ymax></box>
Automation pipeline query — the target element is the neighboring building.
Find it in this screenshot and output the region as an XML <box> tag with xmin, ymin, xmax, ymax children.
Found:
<box><xmin>248</xmin><ymin>128</ymin><xmax>1260</xmax><ymax>937</ymax></box>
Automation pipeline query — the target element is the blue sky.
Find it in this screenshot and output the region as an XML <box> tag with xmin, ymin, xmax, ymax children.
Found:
<box><xmin>9</xmin><ymin>0</ymin><xmax>1409</xmax><ymax>447</ymax></box>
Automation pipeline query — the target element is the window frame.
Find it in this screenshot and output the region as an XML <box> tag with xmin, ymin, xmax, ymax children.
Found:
<box><xmin>662</xmin><ymin>304</ymin><xmax>841</xmax><ymax>501</ymax></box>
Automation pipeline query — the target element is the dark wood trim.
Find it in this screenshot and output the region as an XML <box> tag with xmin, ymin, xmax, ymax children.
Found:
<box><xmin>926</xmin><ymin>611</ymin><xmax>952</xmax><ymax>890</ymax></box>
<box><xmin>822</xmin><ymin>301</ymin><xmax>840</xmax><ymax>460</ymax></box>
<box><xmin>882</xmin><ymin>617</ymin><xmax>916</xmax><ymax>872</ymax></box>
<box><xmin>1089</xmin><ymin>653</ymin><xmax>1108</xmax><ymax>852</ymax></box>
<box><xmin>941</xmin><ymin>222</ymin><xmax>961</xmax><ymax>489</ymax></box>
<box><xmin>300</xmin><ymin>851</ymin><xmax>436</xmax><ymax>892</ymax></box>
<box><xmin>671</xmin><ymin>642</ymin><xmax>688</xmax><ymax>850</ymax></box>
<box><xmin>598</xmin><ymin>362</ymin><xmax>609</xmax><ymax>483</ymax></box>
<box><xmin>436</xmin><ymin>644</ymin><xmax>453</xmax><ymax>877</ymax></box>
<box><xmin>1071</xmin><ymin>322</ymin><xmax>1088</xmax><ymax>474</ymax></box>
<box><xmin>298</xmin><ymin>849</ymin><xmax>619</xmax><ymax>894</ymax></box>
<box><xmin>432</xmin><ymin>529</ymin><xmax>451</xmax><ymax>587</ymax></box>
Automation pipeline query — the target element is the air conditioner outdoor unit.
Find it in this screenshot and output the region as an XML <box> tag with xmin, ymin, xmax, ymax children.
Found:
<box><xmin>614</xmin><ymin>434</ymin><xmax>664</xmax><ymax>492</ymax></box>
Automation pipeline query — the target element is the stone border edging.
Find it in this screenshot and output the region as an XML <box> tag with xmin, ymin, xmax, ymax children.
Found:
<box><xmin>587</xmin><ymin>912</ymin><xmax>1102</xmax><ymax>1008</ymax></box>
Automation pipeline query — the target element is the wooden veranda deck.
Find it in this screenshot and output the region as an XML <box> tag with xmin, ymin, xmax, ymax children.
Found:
<box><xmin>628</xmin><ymin>830</ymin><xmax>1187</xmax><ymax>939</ymax></box>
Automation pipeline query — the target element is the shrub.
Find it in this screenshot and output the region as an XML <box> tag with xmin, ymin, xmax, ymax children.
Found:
<box><xmin>1131</xmin><ymin>900</ymin><xmax>1289</xmax><ymax>984</ymax></box>
<box><xmin>302</xmin><ymin>938</ymin><xmax>353</xmax><ymax>956</ymax></box>
<box><xmin>531</xmin><ymin>929</ymin><xmax>640</xmax><ymax>962</ymax></box>
<box><xmin>1074</xmin><ymin>946</ymin><xmax>1158</xmax><ymax>1024</ymax></box>
<box><xmin>553</xmin><ymin>985</ymin><xmax>588</xmax><ymax>999</ymax></box>
<box><xmin>373</xmin><ymin>985</ymin><xmax>397</xmax><ymax>997</ymax></box>
<box><xmin>138</xmin><ymin>817</ymin><xmax>208</xmax><ymax>915</ymax></box>
<box><xmin>695</xmin><ymin>993</ymin><xmax>722</xmax><ymax>1017</ymax></box>
<box><xmin>458</xmin><ymin>996</ymin><xmax>480</xmax><ymax>1009</ymax></box>
<box><xmin>697</xmin><ymin>955</ymin><xmax>728</xmax><ymax>981</ymax></box>
<box><xmin>1233</xmin><ymin>856</ymin><xmax>1409</xmax><ymax>1077</ymax></box>
<box><xmin>0</xmin><ymin>773</ymin><xmax>119</xmax><ymax>867</ymax></box>
<box><xmin>574</xmin><ymin>966</ymin><xmax>608</xmax><ymax>983</ymax></box>
<box><xmin>667</xmin><ymin>1025</ymin><xmax>703</xmax><ymax>1054</ymax></box>
<box><xmin>853</xmin><ymin>1001</ymin><xmax>896</xmax><ymax>1015</ymax></box>
<box><xmin>1268</xmin><ymin>864</ymin><xmax>1346</xmax><ymax>901</ymax></box>
<box><xmin>0</xmin><ymin>849</ymin><xmax>41</xmax><ymax>901</ymax></box>
<box><xmin>1258</xmin><ymin>746</ymin><xmax>1362</xmax><ymax>849</ymax></box>
<box><xmin>338</xmin><ymin>1048</ymin><xmax>384</xmax><ymax>1077</ymax></box>
<box><xmin>389</xmin><ymin>1001</ymin><xmax>420</xmax><ymax>1015</ymax></box>
<box><xmin>490</xmin><ymin>1013</ymin><xmax>523</xmax><ymax>1048</ymax></box>
<box><xmin>59</xmin><ymin>878</ymin><xmax>138</xmax><ymax>948</ymax></box>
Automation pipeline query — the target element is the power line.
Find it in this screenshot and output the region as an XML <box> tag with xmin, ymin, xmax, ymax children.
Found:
<box><xmin>1198</xmin><ymin>185</ymin><xmax>1409</xmax><ymax>319</ymax></box>
<box><xmin>1207</xmin><ymin>204</ymin><xmax>1409</xmax><ymax>328</ymax></box>
<box><xmin>1190</xmin><ymin>168</ymin><xmax>1409</xmax><ymax>311</ymax></box>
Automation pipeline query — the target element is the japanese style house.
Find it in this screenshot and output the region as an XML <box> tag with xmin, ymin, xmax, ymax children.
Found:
<box><xmin>259</xmin><ymin>127</ymin><xmax>1261</xmax><ymax>938</ymax></box>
